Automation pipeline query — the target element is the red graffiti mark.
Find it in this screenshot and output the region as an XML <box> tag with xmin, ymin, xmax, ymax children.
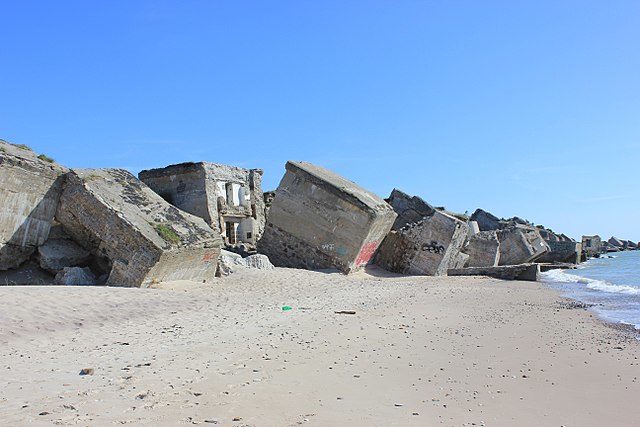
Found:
<box><xmin>202</xmin><ymin>251</ymin><xmax>217</xmax><ymax>262</ymax></box>
<box><xmin>355</xmin><ymin>241</ymin><xmax>379</xmax><ymax>266</ymax></box>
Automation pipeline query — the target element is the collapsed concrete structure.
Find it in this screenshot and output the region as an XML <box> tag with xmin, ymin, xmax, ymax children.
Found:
<box><xmin>139</xmin><ymin>162</ymin><xmax>265</xmax><ymax>248</ymax></box>
<box><xmin>0</xmin><ymin>141</ymin><xmax>222</xmax><ymax>287</ymax></box>
<box><xmin>374</xmin><ymin>190</ymin><xmax>468</xmax><ymax>276</ymax></box>
<box><xmin>57</xmin><ymin>169</ymin><xmax>222</xmax><ymax>286</ymax></box>
<box><xmin>463</xmin><ymin>231</ymin><xmax>501</xmax><ymax>267</ymax></box>
<box><xmin>0</xmin><ymin>141</ymin><xmax>67</xmax><ymax>270</ymax></box>
<box><xmin>497</xmin><ymin>225</ymin><xmax>550</xmax><ymax>265</ymax></box>
<box><xmin>608</xmin><ymin>236</ymin><xmax>624</xmax><ymax>249</ymax></box>
<box><xmin>467</xmin><ymin>209</ymin><xmax>551</xmax><ymax>265</ymax></box>
<box><xmin>258</xmin><ymin>161</ymin><xmax>396</xmax><ymax>273</ymax></box>
<box><xmin>582</xmin><ymin>235</ymin><xmax>603</xmax><ymax>257</ymax></box>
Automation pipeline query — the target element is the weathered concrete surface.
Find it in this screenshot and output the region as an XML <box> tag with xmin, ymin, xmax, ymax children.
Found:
<box><xmin>537</xmin><ymin>240</ymin><xmax>582</xmax><ymax>264</ymax></box>
<box><xmin>469</xmin><ymin>209</ymin><xmax>502</xmax><ymax>232</ymax></box>
<box><xmin>463</xmin><ymin>230</ymin><xmax>501</xmax><ymax>267</ymax></box>
<box><xmin>448</xmin><ymin>263</ymin><xmax>540</xmax><ymax>282</ymax></box>
<box><xmin>608</xmin><ymin>236</ymin><xmax>624</xmax><ymax>248</ymax></box>
<box><xmin>37</xmin><ymin>238</ymin><xmax>91</xmax><ymax>273</ymax></box>
<box><xmin>386</xmin><ymin>189</ymin><xmax>437</xmax><ymax>231</ymax></box>
<box><xmin>0</xmin><ymin>141</ymin><xmax>67</xmax><ymax>270</ymax></box>
<box><xmin>375</xmin><ymin>190</ymin><xmax>467</xmax><ymax>276</ymax></box>
<box><xmin>54</xmin><ymin>267</ymin><xmax>97</xmax><ymax>286</ymax></box>
<box><xmin>139</xmin><ymin>162</ymin><xmax>265</xmax><ymax>246</ymax></box>
<box><xmin>467</xmin><ymin>221</ymin><xmax>480</xmax><ymax>239</ymax></box>
<box><xmin>497</xmin><ymin>226</ymin><xmax>550</xmax><ymax>265</ymax></box>
<box><xmin>56</xmin><ymin>169</ymin><xmax>222</xmax><ymax>287</ymax></box>
<box><xmin>582</xmin><ymin>235</ymin><xmax>603</xmax><ymax>257</ymax></box>
<box><xmin>258</xmin><ymin>161</ymin><xmax>396</xmax><ymax>274</ymax></box>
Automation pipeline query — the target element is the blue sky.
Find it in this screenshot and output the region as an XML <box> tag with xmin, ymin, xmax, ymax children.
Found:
<box><xmin>1</xmin><ymin>1</ymin><xmax>638</xmax><ymax>241</ymax></box>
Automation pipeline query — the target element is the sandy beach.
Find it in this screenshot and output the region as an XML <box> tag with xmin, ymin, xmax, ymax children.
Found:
<box><xmin>1</xmin><ymin>267</ymin><xmax>638</xmax><ymax>426</ymax></box>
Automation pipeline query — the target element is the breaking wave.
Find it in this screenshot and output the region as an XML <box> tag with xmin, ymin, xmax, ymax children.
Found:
<box><xmin>541</xmin><ymin>269</ymin><xmax>640</xmax><ymax>296</ymax></box>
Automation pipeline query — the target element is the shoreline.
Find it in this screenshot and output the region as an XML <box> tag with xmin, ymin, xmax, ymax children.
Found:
<box><xmin>1</xmin><ymin>268</ymin><xmax>639</xmax><ymax>426</ymax></box>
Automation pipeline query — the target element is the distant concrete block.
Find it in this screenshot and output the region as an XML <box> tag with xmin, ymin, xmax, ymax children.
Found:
<box><xmin>258</xmin><ymin>161</ymin><xmax>396</xmax><ymax>274</ymax></box>
<box><xmin>448</xmin><ymin>263</ymin><xmax>540</xmax><ymax>282</ymax></box>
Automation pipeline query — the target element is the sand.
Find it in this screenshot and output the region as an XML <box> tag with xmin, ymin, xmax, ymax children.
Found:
<box><xmin>0</xmin><ymin>266</ymin><xmax>638</xmax><ymax>426</ymax></box>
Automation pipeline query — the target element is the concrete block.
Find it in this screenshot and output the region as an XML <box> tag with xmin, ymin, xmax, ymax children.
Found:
<box><xmin>464</xmin><ymin>230</ymin><xmax>500</xmax><ymax>267</ymax></box>
<box><xmin>375</xmin><ymin>192</ymin><xmax>468</xmax><ymax>276</ymax></box>
<box><xmin>0</xmin><ymin>141</ymin><xmax>67</xmax><ymax>270</ymax></box>
<box><xmin>537</xmin><ymin>240</ymin><xmax>581</xmax><ymax>264</ymax></box>
<box><xmin>470</xmin><ymin>209</ymin><xmax>502</xmax><ymax>231</ymax></box>
<box><xmin>56</xmin><ymin>169</ymin><xmax>222</xmax><ymax>287</ymax></box>
<box><xmin>448</xmin><ymin>263</ymin><xmax>540</xmax><ymax>281</ymax></box>
<box><xmin>497</xmin><ymin>226</ymin><xmax>550</xmax><ymax>265</ymax></box>
<box><xmin>258</xmin><ymin>161</ymin><xmax>396</xmax><ymax>274</ymax></box>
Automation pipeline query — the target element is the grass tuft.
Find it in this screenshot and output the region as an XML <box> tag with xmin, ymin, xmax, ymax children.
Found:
<box><xmin>154</xmin><ymin>223</ymin><xmax>181</xmax><ymax>245</ymax></box>
<box><xmin>37</xmin><ymin>154</ymin><xmax>54</xmax><ymax>163</ymax></box>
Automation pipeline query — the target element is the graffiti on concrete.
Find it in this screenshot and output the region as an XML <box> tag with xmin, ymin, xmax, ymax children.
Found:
<box><xmin>421</xmin><ymin>241</ymin><xmax>445</xmax><ymax>254</ymax></box>
<box><xmin>355</xmin><ymin>241</ymin><xmax>379</xmax><ymax>266</ymax></box>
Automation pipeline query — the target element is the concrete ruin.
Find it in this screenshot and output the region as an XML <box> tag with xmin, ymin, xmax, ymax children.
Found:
<box><xmin>467</xmin><ymin>208</ymin><xmax>550</xmax><ymax>265</ymax></box>
<box><xmin>608</xmin><ymin>236</ymin><xmax>625</xmax><ymax>249</ymax></box>
<box><xmin>448</xmin><ymin>263</ymin><xmax>540</xmax><ymax>282</ymax></box>
<box><xmin>497</xmin><ymin>225</ymin><xmax>550</xmax><ymax>265</ymax></box>
<box><xmin>0</xmin><ymin>141</ymin><xmax>67</xmax><ymax>270</ymax></box>
<box><xmin>463</xmin><ymin>230</ymin><xmax>501</xmax><ymax>267</ymax></box>
<box><xmin>374</xmin><ymin>190</ymin><xmax>468</xmax><ymax>276</ymax></box>
<box><xmin>258</xmin><ymin>161</ymin><xmax>396</xmax><ymax>273</ymax></box>
<box><xmin>57</xmin><ymin>169</ymin><xmax>222</xmax><ymax>287</ymax></box>
<box><xmin>582</xmin><ymin>235</ymin><xmax>603</xmax><ymax>257</ymax></box>
<box><xmin>139</xmin><ymin>162</ymin><xmax>265</xmax><ymax>247</ymax></box>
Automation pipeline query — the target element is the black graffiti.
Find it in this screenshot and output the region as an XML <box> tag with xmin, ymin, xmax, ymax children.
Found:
<box><xmin>421</xmin><ymin>241</ymin><xmax>445</xmax><ymax>254</ymax></box>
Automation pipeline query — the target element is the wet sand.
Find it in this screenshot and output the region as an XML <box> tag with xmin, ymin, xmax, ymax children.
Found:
<box><xmin>0</xmin><ymin>267</ymin><xmax>638</xmax><ymax>426</ymax></box>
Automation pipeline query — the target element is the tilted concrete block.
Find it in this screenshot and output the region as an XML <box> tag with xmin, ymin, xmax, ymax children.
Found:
<box><xmin>0</xmin><ymin>141</ymin><xmax>67</xmax><ymax>270</ymax></box>
<box><xmin>258</xmin><ymin>161</ymin><xmax>396</xmax><ymax>274</ymax></box>
<box><xmin>56</xmin><ymin>169</ymin><xmax>222</xmax><ymax>287</ymax></box>
<box><xmin>463</xmin><ymin>230</ymin><xmax>500</xmax><ymax>267</ymax></box>
<box><xmin>497</xmin><ymin>226</ymin><xmax>550</xmax><ymax>265</ymax></box>
<box><xmin>537</xmin><ymin>240</ymin><xmax>581</xmax><ymax>264</ymax></box>
<box><xmin>375</xmin><ymin>190</ymin><xmax>468</xmax><ymax>276</ymax></box>
<box><xmin>469</xmin><ymin>208</ymin><xmax>502</xmax><ymax>231</ymax></box>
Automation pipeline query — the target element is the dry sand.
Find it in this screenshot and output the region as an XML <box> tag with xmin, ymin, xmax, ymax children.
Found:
<box><xmin>0</xmin><ymin>267</ymin><xmax>638</xmax><ymax>426</ymax></box>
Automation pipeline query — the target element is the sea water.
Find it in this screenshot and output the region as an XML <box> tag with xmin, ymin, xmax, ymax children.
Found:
<box><xmin>540</xmin><ymin>250</ymin><xmax>640</xmax><ymax>330</ymax></box>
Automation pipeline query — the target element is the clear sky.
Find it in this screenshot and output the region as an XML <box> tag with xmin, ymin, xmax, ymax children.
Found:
<box><xmin>1</xmin><ymin>1</ymin><xmax>638</xmax><ymax>242</ymax></box>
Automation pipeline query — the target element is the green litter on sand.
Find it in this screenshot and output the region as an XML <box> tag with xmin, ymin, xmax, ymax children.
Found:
<box><xmin>282</xmin><ymin>306</ymin><xmax>292</xmax><ymax>311</ymax></box>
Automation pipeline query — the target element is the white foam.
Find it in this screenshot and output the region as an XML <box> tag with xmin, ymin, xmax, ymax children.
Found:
<box><xmin>541</xmin><ymin>269</ymin><xmax>640</xmax><ymax>296</ymax></box>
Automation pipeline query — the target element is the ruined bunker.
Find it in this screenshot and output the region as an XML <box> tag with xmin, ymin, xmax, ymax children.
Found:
<box><xmin>139</xmin><ymin>162</ymin><xmax>265</xmax><ymax>247</ymax></box>
<box><xmin>258</xmin><ymin>161</ymin><xmax>396</xmax><ymax>273</ymax></box>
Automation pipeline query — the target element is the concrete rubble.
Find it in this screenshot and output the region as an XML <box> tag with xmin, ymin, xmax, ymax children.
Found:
<box><xmin>218</xmin><ymin>249</ymin><xmax>274</xmax><ymax>275</ymax></box>
<box><xmin>258</xmin><ymin>161</ymin><xmax>396</xmax><ymax>274</ymax></box>
<box><xmin>374</xmin><ymin>189</ymin><xmax>467</xmax><ymax>276</ymax></box>
<box><xmin>139</xmin><ymin>162</ymin><xmax>265</xmax><ymax>249</ymax></box>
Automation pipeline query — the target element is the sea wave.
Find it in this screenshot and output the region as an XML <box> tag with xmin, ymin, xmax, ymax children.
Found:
<box><xmin>541</xmin><ymin>269</ymin><xmax>640</xmax><ymax>296</ymax></box>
